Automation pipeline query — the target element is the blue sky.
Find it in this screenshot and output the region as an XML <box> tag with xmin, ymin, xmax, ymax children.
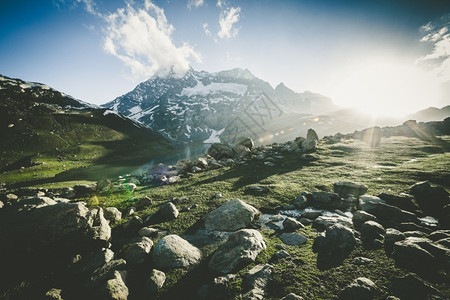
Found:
<box><xmin>1</xmin><ymin>0</ymin><xmax>450</xmax><ymax>115</ymax></box>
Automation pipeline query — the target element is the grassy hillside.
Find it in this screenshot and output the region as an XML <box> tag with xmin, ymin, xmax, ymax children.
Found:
<box><xmin>0</xmin><ymin>75</ymin><xmax>174</xmax><ymax>187</ymax></box>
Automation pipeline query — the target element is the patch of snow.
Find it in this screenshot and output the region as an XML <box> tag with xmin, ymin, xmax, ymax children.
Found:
<box><xmin>129</xmin><ymin>105</ymin><xmax>141</xmax><ymax>114</ymax></box>
<box><xmin>186</xmin><ymin>125</ymin><xmax>191</xmax><ymax>133</ymax></box>
<box><xmin>203</xmin><ymin>128</ymin><xmax>225</xmax><ymax>143</ymax></box>
<box><xmin>181</xmin><ymin>82</ymin><xmax>248</xmax><ymax>97</ymax></box>
<box><xmin>103</xmin><ymin>110</ymin><xmax>119</xmax><ymax>116</ymax></box>
<box><xmin>129</xmin><ymin>105</ymin><xmax>159</xmax><ymax>120</ymax></box>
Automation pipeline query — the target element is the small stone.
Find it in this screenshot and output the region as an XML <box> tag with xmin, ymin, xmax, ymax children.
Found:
<box><xmin>283</xmin><ymin>217</ymin><xmax>305</xmax><ymax>231</ymax></box>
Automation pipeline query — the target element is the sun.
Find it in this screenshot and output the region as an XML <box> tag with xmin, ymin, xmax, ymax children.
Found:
<box><xmin>329</xmin><ymin>61</ymin><xmax>441</xmax><ymax>118</ymax></box>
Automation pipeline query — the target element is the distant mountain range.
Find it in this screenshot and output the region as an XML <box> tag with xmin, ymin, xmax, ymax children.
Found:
<box><xmin>103</xmin><ymin>68</ymin><xmax>336</xmax><ymax>144</ymax></box>
<box><xmin>104</xmin><ymin>68</ymin><xmax>450</xmax><ymax>145</ymax></box>
<box><xmin>0</xmin><ymin>74</ymin><xmax>173</xmax><ymax>174</ymax></box>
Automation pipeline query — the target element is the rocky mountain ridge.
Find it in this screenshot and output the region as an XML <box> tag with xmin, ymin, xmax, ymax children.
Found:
<box><xmin>103</xmin><ymin>68</ymin><xmax>336</xmax><ymax>144</ymax></box>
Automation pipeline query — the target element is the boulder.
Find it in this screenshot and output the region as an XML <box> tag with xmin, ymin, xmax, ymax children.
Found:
<box><xmin>208</xmin><ymin>143</ymin><xmax>234</xmax><ymax>160</ymax></box>
<box><xmin>396</xmin><ymin>222</ymin><xmax>431</xmax><ymax>234</ymax></box>
<box><xmin>334</xmin><ymin>181</ymin><xmax>368</xmax><ymax>198</ymax></box>
<box><xmin>241</xmin><ymin>264</ymin><xmax>273</xmax><ymax>300</ymax></box>
<box><xmin>312</xmin><ymin>215</ymin><xmax>352</xmax><ymax>231</ymax></box>
<box><xmin>310</xmin><ymin>192</ymin><xmax>349</xmax><ymax>210</ymax></box>
<box><xmin>153</xmin><ymin>235</ymin><xmax>202</xmax><ymax>270</ymax></box>
<box><xmin>302</xmin><ymin>138</ymin><xmax>318</xmax><ymax>152</ymax></box>
<box><xmin>0</xmin><ymin>201</ymin><xmax>111</xmax><ymax>284</ymax></box>
<box><xmin>340</xmin><ymin>277</ymin><xmax>378</xmax><ymax>300</ymax></box>
<box><xmin>377</xmin><ymin>193</ymin><xmax>419</xmax><ymax>213</ymax></box>
<box><xmin>358</xmin><ymin>195</ymin><xmax>385</xmax><ymax>210</ymax></box>
<box><xmin>306</xmin><ymin>128</ymin><xmax>319</xmax><ymax>141</ymax></box>
<box><xmin>103</xmin><ymin>270</ymin><xmax>129</xmax><ymax>300</ymax></box>
<box><xmin>360</xmin><ymin>221</ymin><xmax>385</xmax><ymax>249</ymax></box>
<box><xmin>352</xmin><ymin>210</ymin><xmax>377</xmax><ymax>231</ymax></box>
<box><xmin>391</xmin><ymin>273</ymin><xmax>441</xmax><ymax>300</ymax></box>
<box><xmin>279</xmin><ymin>233</ymin><xmax>307</xmax><ymax>246</ymax></box>
<box><xmin>71</xmin><ymin>248</ymin><xmax>115</xmax><ymax>275</ymax></box>
<box><xmin>384</xmin><ymin>228</ymin><xmax>405</xmax><ymax>256</ymax></box>
<box><xmin>147</xmin><ymin>202</ymin><xmax>179</xmax><ymax>224</ymax></box>
<box><xmin>392</xmin><ymin>238</ymin><xmax>439</xmax><ymax>274</ymax></box>
<box><xmin>146</xmin><ymin>269</ymin><xmax>166</xmax><ymax>294</ymax></box>
<box><xmin>235</xmin><ymin>137</ymin><xmax>255</xmax><ymax>149</ymax></box>
<box><xmin>209</xmin><ymin>229</ymin><xmax>266</xmax><ymax>274</ymax></box>
<box><xmin>232</xmin><ymin>144</ymin><xmax>252</xmax><ymax>158</ymax></box>
<box><xmin>360</xmin><ymin>199</ymin><xmax>418</xmax><ymax>227</ymax></box>
<box><xmin>195</xmin><ymin>157</ymin><xmax>209</xmax><ymax>168</ymax></box>
<box><xmin>135</xmin><ymin>197</ymin><xmax>153</xmax><ymax>210</ymax></box>
<box><xmin>360</xmin><ymin>126</ymin><xmax>381</xmax><ymax>147</ymax></box>
<box><xmin>293</xmin><ymin>194</ymin><xmax>307</xmax><ymax>209</ymax></box>
<box><xmin>104</xmin><ymin>207</ymin><xmax>122</xmax><ymax>223</ymax></box>
<box><xmin>312</xmin><ymin>224</ymin><xmax>357</xmax><ymax>269</ymax></box>
<box><xmin>428</xmin><ymin>230</ymin><xmax>450</xmax><ymax>241</ymax></box>
<box><xmin>89</xmin><ymin>259</ymin><xmax>127</xmax><ymax>289</ymax></box>
<box><xmin>410</xmin><ymin>181</ymin><xmax>450</xmax><ymax>216</ymax></box>
<box><xmin>283</xmin><ymin>217</ymin><xmax>304</xmax><ymax>231</ymax></box>
<box><xmin>352</xmin><ymin>257</ymin><xmax>373</xmax><ymax>265</ymax></box>
<box><xmin>123</xmin><ymin>236</ymin><xmax>153</xmax><ymax>265</ymax></box>
<box><xmin>203</xmin><ymin>199</ymin><xmax>260</xmax><ymax>231</ymax></box>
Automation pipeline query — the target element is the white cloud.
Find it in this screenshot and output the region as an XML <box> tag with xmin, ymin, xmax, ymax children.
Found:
<box><xmin>216</xmin><ymin>0</ymin><xmax>225</xmax><ymax>8</ymax></box>
<box><xmin>203</xmin><ymin>23</ymin><xmax>211</xmax><ymax>36</ymax></box>
<box><xmin>218</xmin><ymin>6</ymin><xmax>241</xmax><ymax>39</ymax></box>
<box><xmin>77</xmin><ymin>0</ymin><xmax>100</xmax><ymax>16</ymax></box>
<box><xmin>418</xmin><ymin>14</ymin><xmax>450</xmax><ymax>82</ymax></box>
<box><xmin>187</xmin><ymin>0</ymin><xmax>204</xmax><ymax>9</ymax></box>
<box><xmin>103</xmin><ymin>0</ymin><xmax>202</xmax><ymax>79</ymax></box>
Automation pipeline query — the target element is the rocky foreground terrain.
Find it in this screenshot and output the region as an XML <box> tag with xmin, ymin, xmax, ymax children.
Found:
<box><xmin>0</xmin><ymin>122</ymin><xmax>449</xmax><ymax>299</ymax></box>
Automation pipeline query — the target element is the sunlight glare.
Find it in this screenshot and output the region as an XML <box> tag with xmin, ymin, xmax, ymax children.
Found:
<box><xmin>329</xmin><ymin>61</ymin><xmax>441</xmax><ymax>117</ymax></box>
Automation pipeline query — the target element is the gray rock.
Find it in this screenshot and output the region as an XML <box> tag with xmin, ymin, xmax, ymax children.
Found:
<box><xmin>360</xmin><ymin>199</ymin><xmax>418</xmax><ymax>226</ymax></box>
<box><xmin>306</xmin><ymin>128</ymin><xmax>319</xmax><ymax>141</ymax></box>
<box><xmin>403</xmin><ymin>231</ymin><xmax>426</xmax><ymax>238</ymax></box>
<box><xmin>242</xmin><ymin>264</ymin><xmax>273</xmax><ymax>300</ymax></box>
<box><xmin>313</xmin><ymin>224</ymin><xmax>357</xmax><ymax>269</ymax></box>
<box><xmin>283</xmin><ymin>217</ymin><xmax>304</xmax><ymax>231</ymax></box>
<box><xmin>359</xmin><ymin>195</ymin><xmax>385</xmax><ymax>210</ymax></box>
<box><xmin>195</xmin><ymin>157</ymin><xmax>209</xmax><ymax>168</ymax></box>
<box><xmin>208</xmin><ymin>143</ymin><xmax>234</xmax><ymax>160</ymax></box>
<box><xmin>138</xmin><ymin>227</ymin><xmax>164</xmax><ymax>238</ymax></box>
<box><xmin>391</xmin><ymin>273</ymin><xmax>441</xmax><ymax>300</ymax></box>
<box><xmin>393</xmin><ymin>238</ymin><xmax>439</xmax><ymax>274</ymax></box>
<box><xmin>204</xmin><ymin>199</ymin><xmax>260</xmax><ymax>231</ymax></box>
<box><xmin>384</xmin><ymin>228</ymin><xmax>405</xmax><ymax>256</ymax></box>
<box><xmin>377</xmin><ymin>193</ymin><xmax>419</xmax><ymax>213</ymax></box>
<box><xmin>436</xmin><ymin>237</ymin><xmax>450</xmax><ymax>248</ymax></box>
<box><xmin>0</xmin><ymin>201</ymin><xmax>4</xmax><ymax>209</ymax></box>
<box><xmin>89</xmin><ymin>259</ymin><xmax>127</xmax><ymax>289</ymax></box>
<box><xmin>104</xmin><ymin>270</ymin><xmax>129</xmax><ymax>300</ymax></box>
<box><xmin>352</xmin><ymin>257</ymin><xmax>373</xmax><ymax>265</ymax></box>
<box><xmin>281</xmin><ymin>293</ymin><xmax>304</xmax><ymax>300</ymax></box>
<box><xmin>123</xmin><ymin>236</ymin><xmax>153</xmax><ymax>265</ymax></box>
<box><xmin>147</xmin><ymin>202</ymin><xmax>179</xmax><ymax>224</ymax></box>
<box><xmin>135</xmin><ymin>197</ymin><xmax>153</xmax><ymax>210</ymax></box>
<box><xmin>302</xmin><ymin>138</ymin><xmax>318</xmax><ymax>152</ymax></box>
<box><xmin>209</xmin><ymin>229</ymin><xmax>266</xmax><ymax>274</ymax></box>
<box><xmin>279</xmin><ymin>233</ymin><xmax>307</xmax><ymax>246</ymax></box>
<box><xmin>153</xmin><ymin>235</ymin><xmax>202</xmax><ymax>270</ymax></box>
<box><xmin>312</xmin><ymin>215</ymin><xmax>352</xmax><ymax>231</ymax></box>
<box><xmin>104</xmin><ymin>207</ymin><xmax>122</xmax><ymax>223</ymax></box>
<box><xmin>360</xmin><ymin>221</ymin><xmax>385</xmax><ymax>249</ymax></box>
<box><xmin>293</xmin><ymin>194</ymin><xmax>307</xmax><ymax>209</ymax></box>
<box><xmin>146</xmin><ymin>269</ymin><xmax>166</xmax><ymax>294</ymax></box>
<box><xmin>310</xmin><ymin>192</ymin><xmax>352</xmax><ymax>210</ymax></box>
<box><xmin>340</xmin><ymin>277</ymin><xmax>378</xmax><ymax>300</ymax></box>
<box><xmin>235</xmin><ymin>137</ymin><xmax>255</xmax><ymax>150</ymax></box>
<box><xmin>352</xmin><ymin>210</ymin><xmax>377</xmax><ymax>231</ymax></box>
<box><xmin>299</xmin><ymin>218</ymin><xmax>313</xmax><ymax>226</ymax></box>
<box><xmin>334</xmin><ymin>181</ymin><xmax>368</xmax><ymax>198</ymax></box>
<box><xmin>397</xmin><ymin>222</ymin><xmax>431</xmax><ymax>234</ymax></box>
<box><xmin>72</xmin><ymin>248</ymin><xmax>115</xmax><ymax>275</ymax></box>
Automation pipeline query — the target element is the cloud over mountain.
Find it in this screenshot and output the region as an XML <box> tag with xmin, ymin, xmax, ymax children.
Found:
<box><xmin>103</xmin><ymin>0</ymin><xmax>202</xmax><ymax>79</ymax></box>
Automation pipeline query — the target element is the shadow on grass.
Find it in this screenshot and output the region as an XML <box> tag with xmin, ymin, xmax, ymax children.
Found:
<box><xmin>192</xmin><ymin>154</ymin><xmax>312</xmax><ymax>191</ymax></box>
